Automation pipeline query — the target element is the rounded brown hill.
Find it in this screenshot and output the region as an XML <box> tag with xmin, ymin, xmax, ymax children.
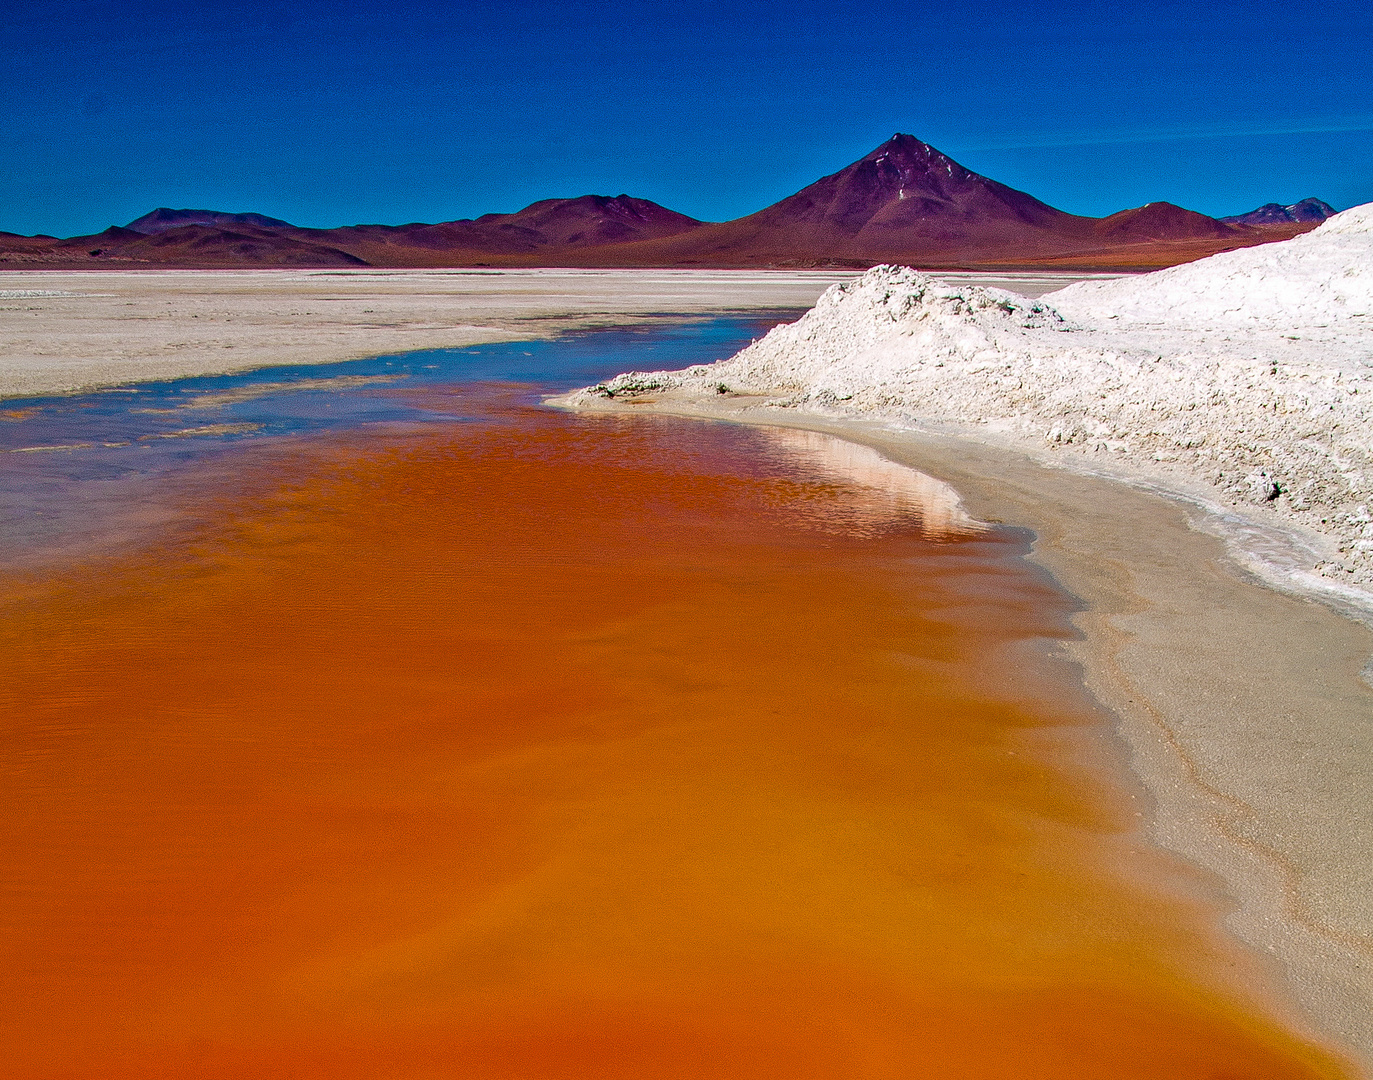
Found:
<box><xmin>1094</xmin><ymin>202</ymin><xmax>1236</xmax><ymax>242</ymax></box>
<box><xmin>394</xmin><ymin>194</ymin><xmax>704</xmax><ymax>253</ymax></box>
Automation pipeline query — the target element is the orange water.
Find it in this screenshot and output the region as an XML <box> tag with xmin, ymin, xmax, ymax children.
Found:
<box><xmin>0</xmin><ymin>390</ymin><xmax>1349</xmax><ymax>1078</ymax></box>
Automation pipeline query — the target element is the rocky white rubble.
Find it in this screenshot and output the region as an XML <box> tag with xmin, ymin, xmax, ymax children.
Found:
<box><xmin>579</xmin><ymin>204</ymin><xmax>1373</xmax><ymax>586</ymax></box>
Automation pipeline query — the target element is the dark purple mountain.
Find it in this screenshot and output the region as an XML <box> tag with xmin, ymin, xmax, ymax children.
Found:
<box><xmin>679</xmin><ymin>133</ymin><xmax>1085</xmax><ymax>260</ymax></box>
<box><xmin>612</xmin><ymin>134</ymin><xmax>1255</xmax><ymax>264</ymax></box>
<box><xmin>1220</xmin><ymin>198</ymin><xmax>1337</xmax><ymax>226</ymax></box>
<box><xmin>125</xmin><ymin>208</ymin><xmax>296</xmax><ymax>234</ymax></box>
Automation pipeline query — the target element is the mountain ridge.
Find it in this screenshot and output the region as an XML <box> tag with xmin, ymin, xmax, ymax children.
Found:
<box><xmin>0</xmin><ymin>135</ymin><xmax>1335</xmax><ymax>270</ymax></box>
<box><xmin>1220</xmin><ymin>198</ymin><xmax>1338</xmax><ymax>226</ymax></box>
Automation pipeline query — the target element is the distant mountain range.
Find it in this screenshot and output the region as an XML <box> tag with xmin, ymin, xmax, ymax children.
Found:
<box><xmin>1219</xmin><ymin>198</ymin><xmax>1337</xmax><ymax>226</ymax></box>
<box><xmin>0</xmin><ymin>135</ymin><xmax>1338</xmax><ymax>271</ymax></box>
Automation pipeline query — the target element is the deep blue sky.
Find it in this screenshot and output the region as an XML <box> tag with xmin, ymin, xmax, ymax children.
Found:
<box><xmin>3</xmin><ymin>0</ymin><xmax>1371</xmax><ymax>236</ymax></box>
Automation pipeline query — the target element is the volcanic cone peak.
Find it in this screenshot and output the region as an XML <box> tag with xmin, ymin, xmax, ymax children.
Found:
<box><xmin>751</xmin><ymin>134</ymin><xmax>1075</xmax><ymax>240</ymax></box>
<box><xmin>864</xmin><ymin>134</ymin><xmax>979</xmax><ymax>195</ymax></box>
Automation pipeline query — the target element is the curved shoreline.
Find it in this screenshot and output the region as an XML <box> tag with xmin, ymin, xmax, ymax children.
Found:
<box><xmin>548</xmin><ymin>387</ymin><xmax>1373</xmax><ymax>1075</ymax></box>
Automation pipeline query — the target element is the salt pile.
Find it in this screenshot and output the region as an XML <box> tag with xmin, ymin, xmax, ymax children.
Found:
<box><xmin>578</xmin><ymin>204</ymin><xmax>1373</xmax><ymax>588</ymax></box>
<box><xmin>1051</xmin><ymin>204</ymin><xmax>1373</xmax><ymax>329</ymax></box>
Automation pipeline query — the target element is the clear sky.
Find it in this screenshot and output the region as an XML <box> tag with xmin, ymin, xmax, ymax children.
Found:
<box><xmin>3</xmin><ymin>0</ymin><xmax>1371</xmax><ymax>236</ymax></box>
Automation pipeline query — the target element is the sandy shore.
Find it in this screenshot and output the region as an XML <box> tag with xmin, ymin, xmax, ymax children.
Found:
<box><xmin>0</xmin><ymin>268</ymin><xmax>1111</xmax><ymax>401</ymax></box>
<box><xmin>550</xmin><ymin>388</ymin><xmax>1373</xmax><ymax>1074</ymax></box>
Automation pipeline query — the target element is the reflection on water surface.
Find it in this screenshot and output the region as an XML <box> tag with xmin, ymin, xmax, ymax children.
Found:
<box><xmin>756</xmin><ymin>426</ymin><xmax>988</xmax><ymax>539</ymax></box>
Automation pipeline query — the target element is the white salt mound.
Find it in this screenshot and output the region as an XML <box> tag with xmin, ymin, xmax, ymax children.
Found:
<box><xmin>1051</xmin><ymin>202</ymin><xmax>1373</xmax><ymax>330</ymax></box>
<box><xmin>579</xmin><ymin>203</ymin><xmax>1373</xmax><ymax>592</ymax></box>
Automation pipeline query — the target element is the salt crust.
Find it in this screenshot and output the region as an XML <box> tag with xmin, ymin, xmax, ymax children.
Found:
<box><xmin>580</xmin><ymin>204</ymin><xmax>1373</xmax><ymax>596</ymax></box>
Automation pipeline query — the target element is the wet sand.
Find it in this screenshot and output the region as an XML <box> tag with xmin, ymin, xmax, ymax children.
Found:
<box><xmin>0</xmin><ymin>386</ymin><xmax>1356</xmax><ymax>1078</ymax></box>
<box><xmin>552</xmin><ymin>389</ymin><xmax>1373</xmax><ymax>1072</ymax></box>
<box><xmin>0</xmin><ymin>268</ymin><xmax>1105</xmax><ymax>400</ymax></box>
